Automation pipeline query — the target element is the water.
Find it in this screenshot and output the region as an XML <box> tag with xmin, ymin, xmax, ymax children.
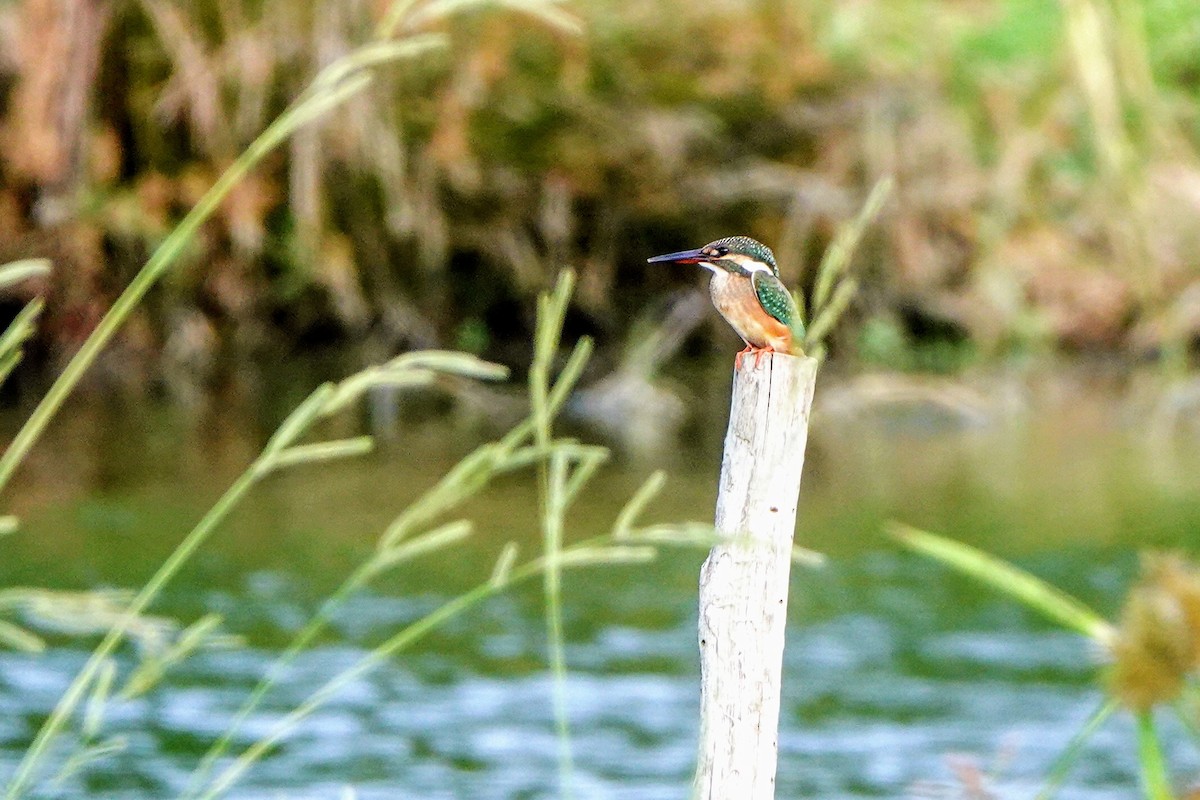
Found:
<box><xmin>3</xmin><ymin>364</ymin><xmax>1200</xmax><ymax>798</ymax></box>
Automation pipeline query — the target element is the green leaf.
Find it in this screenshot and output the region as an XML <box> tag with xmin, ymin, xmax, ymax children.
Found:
<box><xmin>887</xmin><ymin>522</ymin><xmax>1115</xmax><ymax>644</ymax></box>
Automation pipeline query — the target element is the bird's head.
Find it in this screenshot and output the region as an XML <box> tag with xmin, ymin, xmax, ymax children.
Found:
<box><xmin>647</xmin><ymin>235</ymin><xmax>778</xmax><ymax>278</ymax></box>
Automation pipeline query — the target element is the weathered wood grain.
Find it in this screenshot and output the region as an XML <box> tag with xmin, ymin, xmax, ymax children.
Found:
<box><xmin>695</xmin><ymin>352</ymin><xmax>819</xmax><ymax>799</ymax></box>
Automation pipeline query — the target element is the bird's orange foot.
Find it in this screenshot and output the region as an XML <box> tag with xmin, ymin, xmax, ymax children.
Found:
<box><xmin>734</xmin><ymin>345</ymin><xmax>773</xmax><ymax>370</ymax></box>
<box><xmin>734</xmin><ymin>345</ymin><xmax>751</xmax><ymax>370</ymax></box>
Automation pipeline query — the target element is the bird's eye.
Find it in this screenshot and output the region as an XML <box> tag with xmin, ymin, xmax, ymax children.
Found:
<box><xmin>715</xmin><ymin>246</ymin><xmax>729</xmax><ymax>256</ymax></box>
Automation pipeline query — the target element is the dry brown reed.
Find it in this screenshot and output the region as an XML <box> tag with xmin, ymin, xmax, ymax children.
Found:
<box><xmin>0</xmin><ymin>0</ymin><xmax>1198</xmax><ymax>379</ymax></box>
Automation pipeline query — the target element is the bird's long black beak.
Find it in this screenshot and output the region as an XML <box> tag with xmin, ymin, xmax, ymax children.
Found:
<box><xmin>647</xmin><ymin>247</ymin><xmax>709</xmax><ymax>265</ymax></box>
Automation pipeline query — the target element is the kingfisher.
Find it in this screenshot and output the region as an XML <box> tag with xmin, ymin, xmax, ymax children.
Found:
<box><xmin>648</xmin><ymin>236</ymin><xmax>805</xmax><ymax>368</ymax></box>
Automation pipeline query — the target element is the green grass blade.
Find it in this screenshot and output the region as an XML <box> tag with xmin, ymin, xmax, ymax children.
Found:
<box><xmin>323</xmin><ymin>371</ymin><xmax>435</xmax><ymax>416</ymax></box>
<box><xmin>0</xmin><ymin>516</ymin><xmax>19</xmax><ymax>539</ymax></box>
<box><xmin>0</xmin><ymin>299</ymin><xmax>44</xmax><ymax>362</ymax></box>
<box><xmin>811</xmin><ymin>177</ymin><xmax>891</xmax><ymax>314</ymax></box>
<box><xmin>49</xmin><ymin>736</ymin><xmax>126</xmax><ymax>790</ymax></box>
<box><xmin>405</xmin><ymin>0</ymin><xmax>511</xmax><ymax>28</ymax></box>
<box><xmin>0</xmin><ymin>619</ymin><xmax>45</xmax><ymax>653</ymax></box>
<box><xmin>498</xmin><ymin>337</ymin><xmax>593</xmax><ymax>452</ymax></box>
<box><xmin>545</xmin><ymin>336</ymin><xmax>593</xmax><ymax>416</ymax></box>
<box><xmin>497</xmin><ymin>0</ymin><xmax>583</xmax><ymax>35</ymax></box>
<box><xmin>490</xmin><ymin>542</ymin><xmax>520</xmax><ymax>588</ymax></box>
<box><xmin>373</xmin><ymin>520</ymin><xmax>474</xmax><ymax>573</ymax></box>
<box><xmin>527</xmin><ymin>273</ymin><xmax>584</xmax><ymax>799</ymax></box>
<box><xmin>1136</xmin><ymin>711</ymin><xmax>1173</xmax><ymax>800</ymax></box>
<box><xmin>384</xmin><ymin>350</ymin><xmax>510</xmax><ymax>382</ymax></box>
<box><xmin>121</xmin><ymin>614</ymin><xmax>227</xmax><ymax>699</ymax></box>
<box><xmin>187</xmin><ymin>359</ymin><xmax>519</xmax><ymax>796</ymax></box>
<box><xmin>543</xmin><ymin>449</ymin><xmax>576</xmax><ymax>798</ymax></box>
<box><xmin>1173</xmin><ymin>681</ymin><xmax>1200</xmax><ymax>751</ymax></box>
<box><xmin>193</xmin><ymin>538</ymin><xmax>643</xmax><ymax>800</ymax></box>
<box><xmin>313</xmin><ymin>35</ymin><xmax>446</xmax><ymax>89</ymax></box>
<box><xmin>193</xmin><ymin>566</ymin><xmax>523</xmax><ymax>799</ymax></box>
<box><xmin>561</xmin><ymin>447</ymin><xmax>609</xmax><ymax>507</ymax></box>
<box><xmin>379</xmin><ymin>443</ymin><xmax>502</xmax><ymax>548</ymax></box>
<box><xmin>83</xmin><ymin>659</ymin><xmax>117</xmax><ymax>739</ymax></box>
<box><xmin>887</xmin><ymin>523</ymin><xmax>1115</xmax><ymax>644</ymax></box>
<box><xmin>0</xmin><ymin>351</ymin><xmax>23</xmax><ymax>388</ymax></box>
<box><xmin>611</xmin><ymin>470</ymin><xmax>667</xmax><ymax>540</ymax></box>
<box><xmin>0</xmin><ymin>299</ymin><xmax>44</xmax><ymax>387</ymax></box>
<box><xmin>791</xmin><ymin>545</ymin><xmax>825</xmax><ymax>566</ymax></box>
<box><xmin>0</xmin><ymin>74</ymin><xmax>373</xmax><ymax>498</ymax></box>
<box><xmin>269</xmin><ymin>437</ymin><xmax>375</xmax><ymax>472</ymax></box>
<box><xmin>0</xmin><ymin>259</ymin><xmax>50</xmax><ymax>290</ymax></box>
<box><xmin>4</xmin><ymin>466</ymin><xmax>262</xmax><ymax>800</ymax></box>
<box><xmin>552</xmin><ymin>545</ymin><xmax>658</xmax><ymax>568</ymax></box>
<box><xmin>182</xmin><ymin>560</ymin><xmax>380</xmax><ymax>798</ymax></box>
<box><xmin>805</xmin><ymin>277</ymin><xmax>858</xmax><ymax>350</ymax></box>
<box><xmin>625</xmin><ymin>521</ymin><xmax>722</xmax><ymax>548</ymax></box>
<box><xmin>375</xmin><ymin>0</ymin><xmax>424</xmax><ymax>39</ymax></box>
<box><xmin>1036</xmin><ymin>698</ymin><xmax>1117</xmax><ymax>800</ymax></box>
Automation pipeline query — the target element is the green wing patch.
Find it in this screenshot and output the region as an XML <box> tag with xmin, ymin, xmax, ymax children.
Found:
<box><xmin>752</xmin><ymin>270</ymin><xmax>805</xmax><ymax>336</ymax></box>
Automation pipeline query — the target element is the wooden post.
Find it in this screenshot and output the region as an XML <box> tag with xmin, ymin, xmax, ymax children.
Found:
<box><xmin>694</xmin><ymin>352</ymin><xmax>818</xmax><ymax>799</ymax></box>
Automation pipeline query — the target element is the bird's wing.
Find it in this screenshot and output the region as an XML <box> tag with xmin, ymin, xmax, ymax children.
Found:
<box><xmin>752</xmin><ymin>269</ymin><xmax>806</xmax><ymax>337</ymax></box>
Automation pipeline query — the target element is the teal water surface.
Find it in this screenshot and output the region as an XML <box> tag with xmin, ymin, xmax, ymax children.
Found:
<box><xmin>3</xmin><ymin>365</ymin><xmax>1200</xmax><ymax>798</ymax></box>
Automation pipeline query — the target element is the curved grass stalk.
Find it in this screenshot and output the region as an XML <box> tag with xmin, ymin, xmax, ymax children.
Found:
<box><xmin>886</xmin><ymin>522</ymin><xmax>1116</xmax><ymax>646</ymax></box>
<box><xmin>185</xmin><ymin>289</ymin><xmax>586</xmax><ymax>798</ymax></box>
<box><xmin>1173</xmin><ymin>683</ymin><xmax>1200</xmax><ymax>750</ymax></box>
<box><xmin>182</xmin><ymin>520</ymin><xmax>471</xmax><ymax>799</ymax></box>
<box><xmin>184</xmin><ymin>433</ymin><xmax>589</xmax><ymax>799</ymax></box>
<box><xmin>179</xmin><ymin>558</ymin><xmax>377</xmax><ymax>799</ymax></box>
<box><xmin>543</xmin><ymin>450</ymin><xmax>576</xmax><ymax>798</ymax></box>
<box><xmin>808</xmin><ymin>177</ymin><xmax>892</xmax><ymax>321</ymax></box>
<box><xmin>48</xmin><ymin>736</ymin><xmax>127</xmax><ymax>792</ymax></box>
<box><xmin>0</xmin><ymin>259</ymin><xmax>51</xmax><ymax>289</ymax></box>
<box><xmin>1136</xmin><ymin>711</ymin><xmax>1172</xmax><ymax>800</ymax></box>
<box><xmin>0</xmin><ymin>299</ymin><xmax>45</xmax><ymax>387</ymax></box>
<box><xmin>7</xmin><ymin>353</ymin><xmax>498</xmax><ymax>798</ymax></box>
<box><xmin>193</xmin><ymin>534</ymin><xmax>657</xmax><ymax>800</ymax></box>
<box><xmin>192</xmin><ymin>464</ymin><xmax>691</xmax><ymax>799</ymax></box>
<box><xmin>0</xmin><ymin>23</ymin><xmax>446</xmax><ymax>498</ymax></box>
<box><xmin>4</xmin><ymin>467</ymin><xmax>263</xmax><ymax>800</ymax></box>
<box><xmin>1036</xmin><ymin>699</ymin><xmax>1117</xmax><ymax>800</ymax></box>
<box><xmin>529</xmin><ymin>272</ymin><xmax>581</xmax><ymax>798</ymax></box>
<box><xmin>0</xmin><ymin>619</ymin><xmax>44</xmax><ymax>653</ymax></box>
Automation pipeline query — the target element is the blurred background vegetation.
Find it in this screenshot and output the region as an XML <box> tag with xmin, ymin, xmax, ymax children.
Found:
<box><xmin>1</xmin><ymin>0</ymin><xmax>1199</xmax><ymax>399</ymax></box>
